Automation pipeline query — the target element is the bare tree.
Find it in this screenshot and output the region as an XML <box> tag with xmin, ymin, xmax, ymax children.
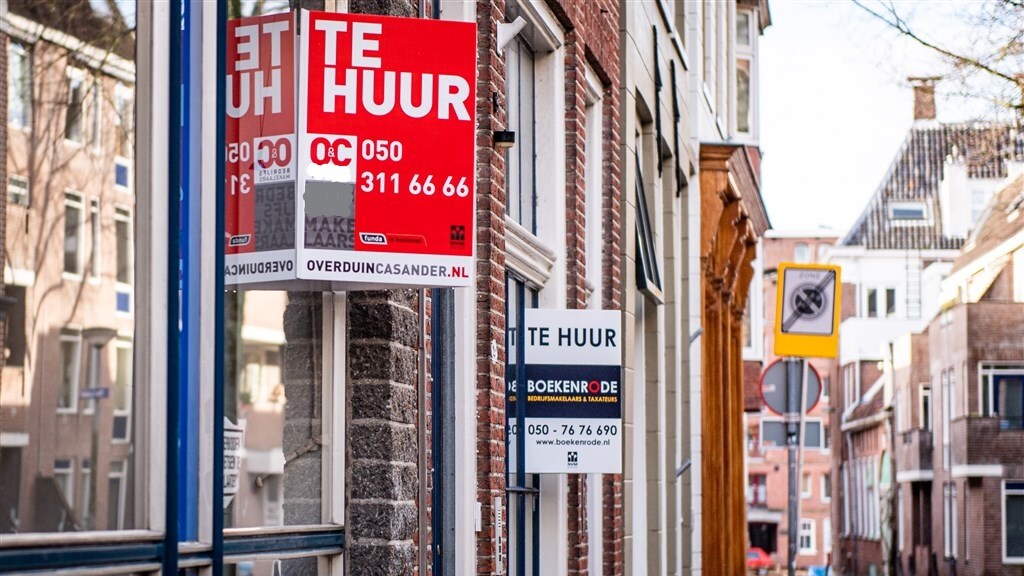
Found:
<box><xmin>851</xmin><ymin>0</ymin><xmax>1023</xmax><ymax>116</ymax></box>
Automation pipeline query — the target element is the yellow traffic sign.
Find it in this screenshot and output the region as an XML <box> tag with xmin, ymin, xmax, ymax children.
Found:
<box><xmin>774</xmin><ymin>263</ymin><xmax>841</xmax><ymax>358</ymax></box>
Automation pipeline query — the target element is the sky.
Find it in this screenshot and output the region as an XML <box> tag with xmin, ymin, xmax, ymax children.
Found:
<box><xmin>757</xmin><ymin>0</ymin><xmax>1004</xmax><ymax>237</ymax></box>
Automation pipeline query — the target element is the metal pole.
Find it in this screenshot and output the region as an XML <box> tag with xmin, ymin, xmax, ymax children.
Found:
<box><xmin>515</xmin><ymin>281</ymin><xmax>527</xmax><ymax>576</ymax></box>
<box><xmin>431</xmin><ymin>288</ymin><xmax>457</xmax><ymax>576</ymax></box>
<box><xmin>785</xmin><ymin>357</ymin><xmax>803</xmax><ymax>576</ymax></box>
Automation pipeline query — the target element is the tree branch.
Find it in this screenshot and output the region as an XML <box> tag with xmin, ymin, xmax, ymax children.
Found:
<box><xmin>851</xmin><ymin>0</ymin><xmax>1021</xmax><ymax>86</ymax></box>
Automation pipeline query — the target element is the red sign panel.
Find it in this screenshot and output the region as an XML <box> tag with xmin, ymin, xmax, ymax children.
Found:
<box><xmin>225</xmin><ymin>12</ymin><xmax>298</xmax><ymax>283</ymax></box>
<box><xmin>297</xmin><ymin>11</ymin><xmax>476</xmax><ymax>286</ymax></box>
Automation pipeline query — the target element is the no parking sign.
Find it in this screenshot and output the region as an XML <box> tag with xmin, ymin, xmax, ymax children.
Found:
<box><xmin>773</xmin><ymin>263</ymin><xmax>842</xmax><ymax>358</ymax></box>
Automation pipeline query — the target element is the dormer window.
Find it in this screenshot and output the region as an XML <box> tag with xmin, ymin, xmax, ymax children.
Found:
<box><xmin>890</xmin><ymin>201</ymin><xmax>928</xmax><ymax>222</ymax></box>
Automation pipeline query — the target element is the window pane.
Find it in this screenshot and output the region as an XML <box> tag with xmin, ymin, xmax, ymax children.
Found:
<box><xmin>762</xmin><ymin>422</ymin><xmax>786</xmax><ymax>448</ymax></box>
<box><xmin>115</xmin><ymin>209</ymin><xmax>132</xmax><ymax>284</ymax></box>
<box><xmin>224</xmin><ymin>291</ymin><xmax>323</xmax><ymax>528</ymax></box>
<box><xmin>794</xmin><ymin>242</ymin><xmax>809</xmax><ymax>263</ymax></box>
<box><xmin>803</xmin><ymin>421</ymin><xmax>822</xmax><ymax>448</ymax></box>
<box><xmin>736</xmin><ymin>59</ymin><xmax>750</xmax><ymax>133</ymax></box>
<box><xmin>1007</xmin><ymin>493</ymin><xmax>1024</xmax><ymax>558</ymax></box>
<box><xmin>65</xmin><ymin>195</ymin><xmax>83</xmax><ymax>274</ymax></box>
<box><xmin>736</xmin><ymin>12</ymin><xmax>751</xmax><ymax>45</ymax></box>
<box><xmin>867</xmin><ymin>288</ymin><xmax>878</xmax><ymax>317</ymax></box>
<box><xmin>886</xmin><ymin>288</ymin><xmax>896</xmax><ymax>318</ymax></box>
<box><xmin>2</xmin><ymin>1</ymin><xmax>140</xmax><ymax>535</ymax></box>
<box><xmin>506</xmin><ymin>38</ymin><xmax>536</xmax><ymax>233</ymax></box>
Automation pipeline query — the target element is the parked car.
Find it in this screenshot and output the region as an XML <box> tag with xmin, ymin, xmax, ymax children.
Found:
<box><xmin>747</xmin><ymin>547</ymin><xmax>772</xmax><ymax>574</ymax></box>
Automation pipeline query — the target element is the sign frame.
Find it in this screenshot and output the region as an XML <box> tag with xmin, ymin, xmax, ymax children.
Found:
<box><xmin>773</xmin><ymin>262</ymin><xmax>842</xmax><ymax>358</ymax></box>
<box><xmin>507</xmin><ymin>309</ymin><xmax>623</xmax><ymax>475</ymax></box>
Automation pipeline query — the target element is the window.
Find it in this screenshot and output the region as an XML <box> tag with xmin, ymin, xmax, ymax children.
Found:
<box><xmin>114</xmin><ymin>84</ymin><xmax>133</xmax><ymax>158</ymax></box>
<box><xmin>921</xmin><ymin>386</ymin><xmax>932</xmax><ymax>430</ymax></box>
<box><xmin>1004</xmin><ymin>481</ymin><xmax>1024</xmax><ymax>563</ymax></box>
<box><xmin>9</xmin><ymin>41</ymin><xmax>32</xmax><ymax>129</ymax></box>
<box><xmin>817</xmin><ymin>243</ymin><xmax>831</xmax><ymax>262</ymax></box>
<box><xmin>842</xmin><ymin>464</ymin><xmax>850</xmax><ymax>535</ymax></box>
<box><xmin>113</xmin><ymin>342</ymin><xmax>133</xmax><ymax>442</ymax></box>
<box><xmin>748</xmin><ymin>474</ymin><xmax>768</xmax><ymax>506</ymax></box>
<box><xmin>794</xmin><ymin>242</ymin><xmax>809</xmax><ymax>263</ymax></box>
<box><xmin>635</xmin><ymin>153</ymin><xmax>662</xmax><ymax>298</ymax></box>
<box><xmin>583</xmin><ymin>78</ymin><xmax>604</xmax><ymax>309</ymax></box>
<box><xmin>821</xmin><ymin>375</ymin><xmax>830</xmax><ymax>400</ymax></box>
<box><xmin>943</xmin><ymin>369</ymin><xmax>954</xmax><ymax>469</ymax></box>
<box><xmin>867</xmin><ymin>288</ymin><xmax>878</xmax><ymax>317</ymax></box>
<box><xmin>760</xmin><ymin>420</ymin><xmax>825</xmax><ymax>449</ymax></box>
<box><xmin>824</xmin><ymin>517</ymin><xmax>832</xmax><ymax>554</ymax></box>
<box><xmin>798</xmin><ymin>519</ymin><xmax>815</xmax><ymax>554</ymax></box>
<box><xmin>58</xmin><ymin>332</ymin><xmax>83</xmax><ymax>412</ymax></box>
<box><xmin>970</xmin><ymin>189</ymin><xmax>990</xmax><ymax>226</ymax></box>
<box><xmin>822</xmin><ymin>473</ymin><xmax>832</xmax><ymax>502</ymax></box>
<box><xmin>64</xmin><ymin>193</ymin><xmax>84</xmax><ymax>275</ymax></box>
<box><xmin>54</xmin><ymin>459</ymin><xmax>75</xmax><ymax>508</ymax></box>
<box><xmin>886</xmin><ymin>288</ymin><xmax>897</xmax><ymax>318</ymax></box>
<box><xmin>736</xmin><ymin>11</ymin><xmax>751</xmax><ymax>46</ymax></box>
<box><xmin>980</xmin><ymin>363</ymin><xmax>1024</xmax><ymax>430</ymax></box>
<box><xmin>90</xmin><ymin>77</ymin><xmax>103</xmax><ymax>150</ymax></box>
<box><xmin>65</xmin><ymin>67</ymin><xmax>87</xmax><ymax>143</ymax></box>
<box><xmin>90</xmin><ymin>199</ymin><xmax>101</xmax><ymax>279</ymax></box>
<box><xmin>890</xmin><ymin>201</ymin><xmax>927</xmax><ymax>221</ymax></box>
<box><xmin>107</xmin><ymin>460</ymin><xmax>127</xmax><ymax>530</ymax></box>
<box><xmin>802</xmin><ymin>473</ymin><xmax>812</xmax><ymax>499</ymax></box>
<box><xmin>735</xmin><ymin>58</ymin><xmax>751</xmax><ymax>133</ymax></box>
<box><xmin>115</xmin><ymin>208</ymin><xmax>132</xmax><ymax>285</ymax></box>
<box><xmin>80</xmin><ymin>459</ymin><xmax>93</xmax><ymax>529</ymax></box>
<box><xmin>944</xmin><ymin>482</ymin><xmax>958</xmax><ymax>558</ymax></box>
<box><xmin>8</xmin><ymin>175</ymin><xmax>30</xmax><ymax>207</ymax></box>
<box><xmin>505</xmin><ymin>35</ymin><xmax>536</xmax><ymax>234</ymax></box>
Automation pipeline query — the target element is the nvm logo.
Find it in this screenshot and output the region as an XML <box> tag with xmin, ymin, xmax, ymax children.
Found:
<box><xmin>360</xmin><ymin>232</ymin><xmax>387</xmax><ymax>245</ymax></box>
<box><xmin>450</xmin><ymin>225</ymin><xmax>466</xmax><ymax>244</ymax></box>
<box><xmin>567</xmin><ymin>451</ymin><xmax>579</xmax><ymax>467</ymax></box>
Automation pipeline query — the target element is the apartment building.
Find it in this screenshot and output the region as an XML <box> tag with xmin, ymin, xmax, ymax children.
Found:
<box><xmin>829</xmin><ymin>80</ymin><xmax>1024</xmax><ymax>576</ymax></box>
<box><xmin>745</xmin><ymin>230</ymin><xmax>839</xmax><ymax>570</ymax></box>
<box><xmin>893</xmin><ymin>173</ymin><xmax>1024</xmax><ymax>576</ymax></box>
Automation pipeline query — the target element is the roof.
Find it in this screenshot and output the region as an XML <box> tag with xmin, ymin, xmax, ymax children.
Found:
<box><xmin>951</xmin><ymin>174</ymin><xmax>1024</xmax><ymax>274</ymax></box>
<box><xmin>841</xmin><ymin>123</ymin><xmax>1023</xmax><ymax>250</ymax></box>
<box><xmin>9</xmin><ymin>0</ymin><xmax>136</xmax><ymax>61</ymax></box>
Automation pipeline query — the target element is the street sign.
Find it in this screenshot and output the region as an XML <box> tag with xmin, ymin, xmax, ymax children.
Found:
<box><xmin>223</xmin><ymin>418</ymin><xmax>244</xmax><ymax>508</ymax></box>
<box><xmin>225</xmin><ymin>11</ymin><xmax>299</xmax><ymax>285</ymax></box>
<box><xmin>508</xmin><ymin>310</ymin><xmax>622</xmax><ymax>474</ymax></box>
<box><xmin>774</xmin><ymin>262</ymin><xmax>842</xmax><ymax>358</ymax></box>
<box><xmin>225</xmin><ymin>11</ymin><xmax>478</xmax><ymax>289</ymax></box>
<box><xmin>297</xmin><ymin>10</ymin><xmax>476</xmax><ymax>287</ymax></box>
<box><xmin>759</xmin><ymin>358</ymin><xmax>822</xmax><ymax>416</ymax></box>
<box><xmin>79</xmin><ymin>387</ymin><xmax>110</xmax><ymax>400</ymax></box>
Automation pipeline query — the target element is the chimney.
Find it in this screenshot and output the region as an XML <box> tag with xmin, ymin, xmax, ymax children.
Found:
<box><xmin>909</xmin><ymin>77</ymin><xmax>939</xmax><ymax>121</ymax></box>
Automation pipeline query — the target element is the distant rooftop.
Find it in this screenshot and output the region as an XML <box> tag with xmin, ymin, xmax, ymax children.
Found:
<box><xmin>841</xmin><ymin>123</ymin><xmax>1023</xmax><ymax>250</ymax></box>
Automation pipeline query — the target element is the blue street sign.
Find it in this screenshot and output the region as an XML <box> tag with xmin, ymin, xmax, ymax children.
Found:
<box><xmin>79</xmin><ymin>387</ymin><xmax>110</xmax><ymax>400</ymax></box>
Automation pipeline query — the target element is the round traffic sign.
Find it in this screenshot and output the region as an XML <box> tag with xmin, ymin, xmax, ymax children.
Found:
<box><xmin>791</xmin><ymin>284</ymin><xmax>826</xmax><ymax>319</ymax></box>
<box><xmin>758</xmin><ymin>358</ymin><xmax>823</xmax><ymax>416</ymax></box>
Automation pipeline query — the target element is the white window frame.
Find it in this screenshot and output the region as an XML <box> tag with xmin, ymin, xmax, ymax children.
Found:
<box><xmin>824</xmin><ymin>517</ymin><xmax>832</xmax><ymax>554</ymax></box>
<box><xmin>8</xmin><ymin>174</ymin><xmax>30</xmax><ymax>207</ymax></box>
<box><xmin>114</xmin><ymin>206</ymin><xmax>134</xmax><ymax>290</ymax></box>
<box><xmin>920</xmin><ymin>385</ymin><xmax>932</xmax><ymax>431</ymax></box>
<box><xmin>8</xmin><ymin>40</ymin><xmax>33</xmax><ymax>131</ymax></box>
<box><xmin>89</xmin><ymin>198</ymin><xmax>102</xmax><ymax>281</ymax></box>
<box><xmin>114</xmin><ymin>83</ymin><xmax>133</xmax><ymax>160</ymax></box>
<box><xmin>54</xmin><ymin>458</ymin><xmax>75</xmax><ymax>508</ymax></box>
<box><xmin>108</xmin><ymin>459</ymin><xmax>128</xmax><ymax>530</ymax></box>
<box><xmin>91</xmin><ymin>75</ymin><xmax>103</xmax><ymax>152</ymax></box>
<box><xmin>889</xmin><ymin>200</ymin><xmax>932</xmax><ymax>226</ymax></box>
<box><xmin>979</xmin><ymin>362</ymin><xmax>1024</xmax><ymax>420</ymax></box>
<box><xmin>65</xmin><ymin>66</ymin><xmax>87</xmax><ymax>145</ymax></box>
<box><xmin>58</xmin><ymin>331</ymin><xmax>83</xmax><ymax>413</ymax></box>
<box><xmin>1003</xmin><ymin>481</ymin><xmax>1024</xmax><ymax>564</ymax></box>
<box><xmin>582</xmin><ymin>64</ymin><xmax>603</xmax><ymax>311</ymax></box>
<box><xmin>64</xmin><ymin>191</ymin><xmax>86</xmax><ymax>278</ymax></box>
<box><xmin>801</xmin><ymin>472</ymin><xmax>812</xmax><ymax>499</ymax></box>
<box><xmin>112</xmin><ymin>339</ymin><xmax>133</xmax><ymax>443</ymax></box>
<box><xmin>798</xmin><ymin>518</ymin><xmax>816</xmax><ymax>554</ymax></box>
